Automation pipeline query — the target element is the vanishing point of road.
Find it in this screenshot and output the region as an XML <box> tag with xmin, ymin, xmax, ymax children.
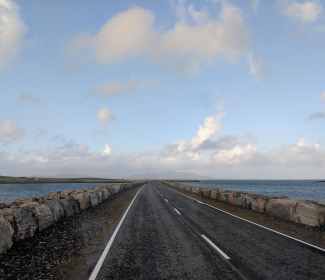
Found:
<box><xmin>87</xmin><ymin>182</ymin><xmax>325</xmax><ymax>279</ymax></box>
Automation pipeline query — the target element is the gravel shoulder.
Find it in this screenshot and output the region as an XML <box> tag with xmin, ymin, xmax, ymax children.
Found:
<box><xmin>163</xmin><ymin>183</ymin><xmax>325</xmax><ymax>249</ymax></box>
<box><xmin>0</xmin><ymin>185</ymin><xmax>143</xmax><ymax>280</ymax></box>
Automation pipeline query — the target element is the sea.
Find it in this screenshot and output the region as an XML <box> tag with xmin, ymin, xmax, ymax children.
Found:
<box><xmin>177</xmin><ymin>180</ymin><xmax>325</xmax><ymax>201</ymax></box>
<box><xmin>1</xmin><ymin>180</ymin><xmax>325</xmax><ymax>204</ymax></box>
<box><xmin>0</xmin><ymin>182</ymin><xmax>115</xmax><ymax>204</ymax></box>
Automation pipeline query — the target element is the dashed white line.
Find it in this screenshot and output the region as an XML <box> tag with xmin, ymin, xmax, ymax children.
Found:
<box><xmin>201</xmin><ymin>235</ymin><xmax>230</xmax><ymax>260</ymax></box>
<box><xmin>174</xmin><ymin>208</ymin><xmax>181</xmax><ymax>215</ymax></box>
<box><xmin>159</xmin><ymin>183</ymin><xmax>325</xmax><ymax>253</ymax></box>
<box><xmin>88</xmin><ymin>185</ymin><xmax>145</xmax><ymax>280</ymax></box>
<box><xmin>165</xmin><ymin>199</ymin><xmax>168</xmax><ymax>203</ymax></box>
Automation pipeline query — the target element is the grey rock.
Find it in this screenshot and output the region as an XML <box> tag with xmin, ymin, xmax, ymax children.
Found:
<box><xmin>35</xmin><ymin>204</ymin><xmax>55</xmax><ymax>231</ymax></box>
<box><xmin>265</xmin><ymin>199</ymin><xmax>297</xmax><ymax>221</ymax></box>
<box><xmin>44</xmin><ymin>200</ymin><xmax>64</xmax><ymax>222</ymax></box>
<box><xmin>70</xmin><ymin>193</ymin><xmax>89</xmax><ymax>210</ymax></box>
<box><xmin>13</xmin><ymin>208</ymin><xmax>38</xmax><ymax>241</ymax></box>
<box><xmin>243</xmin><ymin>196</ymin><xmax>253</xmax><ymax>209</ymax></box>
<box><xmin>58</xmin><ymin>198</ymin><xmax>75</xmax><ymax>217</ymax></box>
<box><xmin>0</xmin><ymin>216</ymin><xmax>14</xmax><ymax>254</ymax></box>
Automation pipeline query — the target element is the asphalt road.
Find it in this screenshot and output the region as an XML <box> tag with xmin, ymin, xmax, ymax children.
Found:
<box><xmin>89</xmin><ymin>182</ymin><xmax>325</xmax><ymax>279</ymax></box>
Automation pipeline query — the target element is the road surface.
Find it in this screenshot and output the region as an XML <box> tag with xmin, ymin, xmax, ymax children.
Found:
<box><xmin>88</xmin><ymin>182</ymin><xmax>325</xmax><ymax>279</ymax></box>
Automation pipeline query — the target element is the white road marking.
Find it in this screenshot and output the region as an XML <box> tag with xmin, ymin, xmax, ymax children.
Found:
<box><xmin>165</xmin><ymin>199</ymin><xmax>168</xmax><ymax>203</ymax></box>
<box><xmin>160</xmin><ymin>194</ymin><xmax>163</xmax><ymax>197</ymax></box>
<box><xmin>174</xmin><ymin>208</ymin><xmax>181</xmax><ymax>215</ymax></box>
<box><xmin>89</xmin><ymin>185</ymin><xmax>145</xmax><ymax>280</ymax></box>
<box><xmin>159</xmin><ymin>183</ymin><xmax>325</xmax><ymax>253</ymax></box>
<box><xmin>201</xmin><ymin>235</ymin><xmax>230</xmax><ymax>260</ymax></box>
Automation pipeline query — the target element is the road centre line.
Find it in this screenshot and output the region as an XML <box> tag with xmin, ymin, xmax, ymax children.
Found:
<box><xmin>158</xmin><ymin>183</ymin><xmax>325</xmax><ymax>253</ymax></box>
<box><xmin>201</xmin><ymin>235</ymin><xmax>230</xmax><ymax>260</ymax></box>
<box><xmin>89</xmin><ymin>184</ymin><xmax>146</xmax><ymax>280</ymax></box>
<box><xmin>165</xmin><ymin>199</ymin><xmax>168</xmax><ymax>202</ymax></box>
<box><xmin>174</xmin><ymin>208</ymin><xmax>181</xmax><ymax>215</ymax></box>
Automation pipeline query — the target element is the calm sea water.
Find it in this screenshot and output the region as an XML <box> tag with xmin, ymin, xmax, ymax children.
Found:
<box><xmin>177</xmin><ymin>180</ymin><xmax>325</xmax><ymax>201</ymax></box>
<box><xmin>0</xmin><ymin>182</ymin><xmax>115</xmax><ymax>204</ymax></box>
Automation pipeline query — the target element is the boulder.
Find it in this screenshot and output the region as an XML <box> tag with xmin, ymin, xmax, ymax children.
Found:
<box><xmin>107</xmin><ymin>185</ymin><xmax>118</xmax><ymax>195</ymax></box>
<box><xmin>35</xmin><ymin>204</ymin><xmax>55</xmax><ymax>231</ymax></box>
<box><xmin>61</xmin><ymin>190</ymin><xmax>73</xmax><ymax>196</ymax></box>
<box><xmin>0</xmin><ymin>202</ymin><xmax>11</xmax><ymax>209</ymax></box>
<box><xmin>12</xmin><ymin>198</ymin><xmax>34</xmax><ymax>206</ymax></box>
<box><xmin>201</xmin><ymin>189</ymin><xmax>211</xmax><ymax>197</ymax></box>
<box><xmin>243</xmin><ymin>196</ymin><xmax>253</xmax><ymax>209</ymax></box>
<box><xmin>0</xmin><ymin>216</ymin><xmax>14</xmax><ymax>254</ymax></box>
<box><xmin>292</xmin><ymin>200</ymin><xmax>325</xmax><ymax>227</ymax></box>
<box><xmin>265</xmin><ymin>199</ymin><xmax>297</xmax><ymax>221</ymax></box>
<box><xmin>251</xmin><ymin>197</ymin><xmax>267</xmax><ymax>213</ymax></box>
<box><xmin>101</xmin><ymin>188</ymin><xmax>110</xmax><ymax>200</ymax></box>
<box><xmin>235</xmin><ymin>195</ymin><xmax>245</xmax><ymax>206</ymax></box>
<box><xmin>84</xmin><ymin>192</ymin><xmax>99</xmax><ymax>207</ymax></box>
<box><xmin>13</xmin><ymin>208</ymin><xmax>38</xmax><ymax>241</ymax></box>
<box><xmin>44</xmin><ymin>200</ymin><xmax>64</xmax><ymax>222</ymax></box>
<box><xmin>229</xmin><ymin>192</ymin><xmax>238</xmax><ymax>204</ymax></box>
<box><xmin>70</xmin><ymin>193</ymin><xmax>89</xmax><ymax>210</ymax></box>
<box><xmin>58</xmin><ymin>198</ymin><xmax>75</xmax><ymax>217</ymax></box>
<box><xmin>210</xmin><ymin>190</ymin><xmax>220</xmax><ymax>200</ymax></box>
<box><xmin>220</xmin><ymin>193</ymin><xmax>230</xmax><ymax>203</ymax></box>
<box><xmin>44</xmin><ymin>192</ymin><xmax>61</xmax><ymax>200</ymax></box>
<box><xmin>0</xmin><ymin>206</ymin><xmax>19</xmax><ymax>225</ymax></box>
<box><xmin>69</xmin><ymin>196</ymin><xmax>79</xmax><ymax>213</ymax></box>
<box><xmin>19</xmin><ymin>202</ymin><xmax>39</xmax><ymax>215</ymax></box>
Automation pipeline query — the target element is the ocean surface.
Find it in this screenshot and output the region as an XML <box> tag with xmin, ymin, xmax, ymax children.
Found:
<box><xmin>0</xmin><ymin>182</ymin><xmax>115</xmax><ymax>204</ymax></box>
<box><xmin>177</xmin><ymin>180</ymin><xmax>325</xmax><ymax>201</ymax></box>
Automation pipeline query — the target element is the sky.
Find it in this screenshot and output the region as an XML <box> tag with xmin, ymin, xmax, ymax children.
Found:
<box><xmin>0</xmin><ymin>0</ymin><xmax>324</xmax><ymax>179</ymax></box>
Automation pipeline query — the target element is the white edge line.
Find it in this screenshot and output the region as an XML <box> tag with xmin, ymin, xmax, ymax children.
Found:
<box><xmin>174</xmin><ymin>208</ymin><xmax>181</xmax><ymax>215</ymax></box>
<box><xmin>159</xmin><ymin>183</ymin><xmax>325</xmax><ymax>253</ymax></box>
<box><xmin>201</xmin><ymin>235</ymin><xmax>230</xmax><ymax>260</ymax></box>
<box><xmin>89</xmin><ymin>184</ymin><xmax>146</xmax><ymax>280</ymax></box>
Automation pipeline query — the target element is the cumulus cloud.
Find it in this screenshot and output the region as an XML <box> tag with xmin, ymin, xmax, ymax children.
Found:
<box><xmin>67</xmin><ymin>3</ymin><xmax>251</xmax><ymax>75</ymax></box>
<box><xmin>191</xmin><ymin>111</ymin><xmax>226</xmax><ymax>149</ymax></box>
<box><xmin>49</xmin><ymin>142</ymin><xmax>89</xmax><ymax>160</ymax></box>
<box><xmin>278</xmin><ymin>0</ymin><xmax>323</xmax><ymax>22</ymax></box>
<box><xmin>0</xmin><ymin>121</ymin><xmax>26</xmax><ymax>144</ymax></box>
<box><xmin>0</xmin><ymin>0</ymin><xmax>27</xmax><ymax>70</ymax></box>
<box><xmin>159</xmin><ymin>140</ymin><xmax>188</xmax><ymax>157</ymax></box>
<box><xmin>97</xmin><ymin>107</ymin><xmax>117</xmax><ymax>132</ymax></box>
<box><xmin>247</xmin><ymin>51</ymin><xmax>270</xmax><ymax>82</ymax></box>
<box><xmin>89</xmin><ymin>75</ymin><xmax>151</xmax><ymax>98</ymax></box>
<box><xmin>17</xmin><ymin>93</ymin><xmax>40</xmax><ymax>103</ymax></box>
<box><xmin>101</xmin><ymin>144</ymin><xmax>112</xmax><ymax>156</ymax></box>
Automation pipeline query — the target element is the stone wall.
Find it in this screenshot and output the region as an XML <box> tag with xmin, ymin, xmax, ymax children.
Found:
<box><xmin>0</xmin><ymin>181</ymin><xmax>146</xmax><ymax>255</ymax></box>
<box><xmin>162</xmin><ymin>181</ymin><xmax>325</xmax><ymax>228</ymax></box>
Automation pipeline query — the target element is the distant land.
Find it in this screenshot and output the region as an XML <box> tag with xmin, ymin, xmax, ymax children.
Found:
<box><xmin>126</xmin><ymin>171</ymin><xmax>217</xmax><ymax>180</ymax></box>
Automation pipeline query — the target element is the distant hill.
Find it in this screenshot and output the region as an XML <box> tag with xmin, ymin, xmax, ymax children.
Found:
<box><xmin>52</xmin><ymin>173</ymin><xmax>86</xmax><ymax>178</ymax></box>
<box><xmin>126</xmin><ymin>171</ymin><xmax>216</xmax><ymax>180</ymax></box>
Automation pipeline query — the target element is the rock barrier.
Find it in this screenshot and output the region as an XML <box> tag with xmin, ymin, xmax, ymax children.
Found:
<box><xmin>0</xmin><ymin>181</ymin><xmax>145</xmax><ymax>255</ymax></box>
<box><xmin>162</xmin><ymin>181</ymin><xmax>325</xmax><ymax>229</ymax></box>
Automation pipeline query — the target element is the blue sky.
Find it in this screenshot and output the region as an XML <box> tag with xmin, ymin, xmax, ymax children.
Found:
<box><xmin>0</xmin><ymin>0</ymin><xmax>324</xmax><ymax>179</ymax></box>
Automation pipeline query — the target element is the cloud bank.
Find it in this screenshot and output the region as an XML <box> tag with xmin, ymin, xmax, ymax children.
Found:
<box><xmin>0</xmin><ymin>0</ymin><xmax>27</xmax><ymax>71</ymax></box>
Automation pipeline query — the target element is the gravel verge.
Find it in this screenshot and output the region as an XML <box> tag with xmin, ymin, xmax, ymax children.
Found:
<box><xmin>0</xmin><ymin>184</ymin><xmax>143</xmax><ymax>280</ymax></box>
<box><xmin>163</xmin><ymin>183</ymin><xmax>325</xmax><ymax>249</ymax></box>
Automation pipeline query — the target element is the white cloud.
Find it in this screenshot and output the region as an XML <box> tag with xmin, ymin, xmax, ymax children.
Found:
<box><xmin>279</xmin><ymin>0</ymin><xmax>323</xmax><ymax>22</ymax></box>
<box><xmin>98</xmin><ymin>107</ymin><xmax>117</xmax><ymax>132</ymax></box>
<box><xmin>0</xmin><ymin>0</ymin><xmax>27</xmax><ymax>70</ymax></box>
<box><xmin>191</xmin><ymin>111</ymin><xmax>226</xmax><ymax>149</ymax></box>
<box><xmin>251</xmin><ymin>0</ymin><xmax>260</xmax><ymax>13</ymax></box>
<box><xmin>49</xmin><ymin>142</ymin><xmax>89</xmax><ymax>160</ymax></box>
<box><xmin>247</xmin><ymin>51</ymin><xmax>269</xmax><ymax>82</ymax></box>
<box><xmin>90</xmin><ymin>75</ymin><xmax>151</xmax><ymax>98</ymax></box>
<box><xmin>0</xmin><ymin>121</ymin><xmax>26</xmax><ymax>144</ymax></box>
<box><xmin>67</xmin><ymin>3</ymin><xmax>251</xmax><ymax>75</ymax></box>
<box><xmin>101</xmin><ymin>143</ymin><xmax>112</xmax><ymax>156</ymax></box>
